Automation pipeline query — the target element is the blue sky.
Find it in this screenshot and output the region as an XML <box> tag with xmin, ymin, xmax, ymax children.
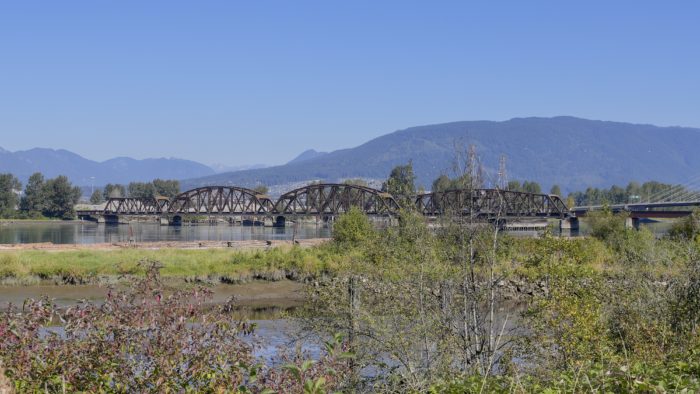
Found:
<box><xmin>1</xmin><ymin>1</ymin><xmax>698</xmax><ymax>166</ymax></box>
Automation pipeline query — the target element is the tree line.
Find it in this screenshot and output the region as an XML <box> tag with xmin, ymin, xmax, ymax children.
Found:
<box><xmin>94</xmin><ymin>179</ymin><xmax>181</xmax><ymax>203</ymax></box>
<box><xmin>567</xmin><ymin>180</ymin><xmax>692</xmax><ymax>206</ymax></box>
<box><xmin>0</xmin><ymin>172</ymin><xmax>183</xmax><ymax>219</ymax></box>
<box><xmin>381</xmin><ymin>160</ymin><xmax>687</xmax><ymax>209</ymax></box>
<box><xmin>0</xmin><ymin>173</ymin><xmax>82</xmax><ymax>219</ymax></box>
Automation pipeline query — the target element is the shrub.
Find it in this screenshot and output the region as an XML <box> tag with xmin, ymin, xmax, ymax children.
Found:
<box><xmin>332</xmin><ymin>207</ymin><xmax>374</xmax><ymax>247</ymax></box>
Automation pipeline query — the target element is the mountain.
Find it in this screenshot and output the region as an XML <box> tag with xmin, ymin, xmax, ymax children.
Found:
<box><xmin>287</xmin><ymin>149</ymin><xmax>329</xmax><ymax>164</ymax></box>
<box><xmin>0</xmin><ymin>148</ymin><xmax>216</xmax><ymax>186</ymax></box>
<box><xmin>210</xmin><ymin>163</ymin><xmax>268</xmax><ymax>173</ymax></box>
<box><xmin>182</xmin><ymin>116</ymin><xmax>700</xmax><ymax>193</ymax></box>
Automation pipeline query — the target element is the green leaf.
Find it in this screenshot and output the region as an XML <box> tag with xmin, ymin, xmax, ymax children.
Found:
<box><xmin>283</xmin><ymin>364</ymin><xmax>302</xmax><ymax>382</ymax></box>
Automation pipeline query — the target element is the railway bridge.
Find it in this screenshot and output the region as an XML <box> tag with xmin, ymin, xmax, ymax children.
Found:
<box><xmin>77</xmin><ymin>183</ymin><xmax>571</xmax><ymax>227</ymax></box>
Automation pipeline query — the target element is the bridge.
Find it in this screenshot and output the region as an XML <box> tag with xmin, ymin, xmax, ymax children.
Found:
<box><xmin>570</xmin><ymin>201</ymin><xmax>700</xmax><ymax>229</ymax></box>
<box><xmin>77</xmin><ymin>184</ymin><xmax>571</xmax><ymax>226</ymax></box>
<box><xmin>78</xmin><ymin>183</ymin><xmax>700</xmax><ymax>230</ymax></box>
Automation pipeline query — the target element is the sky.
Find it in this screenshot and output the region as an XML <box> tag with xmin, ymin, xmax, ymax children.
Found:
<box><xmin>1</xmin><ymin>1</ymin><xmax>699</xmax><ymax>167</ymax></box>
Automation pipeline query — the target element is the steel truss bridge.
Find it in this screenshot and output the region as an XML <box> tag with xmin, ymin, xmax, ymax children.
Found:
<box><xmin>77</xmin><ymin>184</ymin><xmax>571</xmax><ymax>224</ymax></box>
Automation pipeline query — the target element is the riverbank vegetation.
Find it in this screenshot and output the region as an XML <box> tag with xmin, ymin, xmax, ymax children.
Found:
<box><xmin>0</xmin><ymin>245</ymin><xmax>351</xmax><ymax>285</ymax></box>
<box><xmin>294</xmin><ymin>208</ymin><xmax>700</xmax><ymax>392</ymax></box>
<box><xmin>2</xmin><ymin>205</ymin><xmax>700</xmax><ymax>390</ymax></box>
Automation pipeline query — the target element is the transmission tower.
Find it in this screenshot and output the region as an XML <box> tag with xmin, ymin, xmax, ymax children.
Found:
<box><xmin>497</xmin><ymin>154</ymin><xmax>507</xmax><ymax>190</ymax></box>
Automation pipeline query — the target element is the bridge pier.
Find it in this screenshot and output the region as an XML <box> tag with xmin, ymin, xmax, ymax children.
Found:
<box><xmin>559</xmin><ymin>217</ymin><xmax>579</xmax><ymax>231</ymax></box>
<box><xmin>159</xmin><ymin>217</ymin><xmax>169</xmax><ymax>226</ymax></box>
<box><xmin>625</xmin><ymin>217</ymin><xmax>641</xmax><ymax>230</ymax></box>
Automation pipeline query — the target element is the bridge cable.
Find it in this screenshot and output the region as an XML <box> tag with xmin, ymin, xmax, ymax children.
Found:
<box><xmin>643</xmin><ymin>175</ymin><xmax>700</xmax><ymax>203</ymax></box>
<box><xmin>653</xmin><ymin>177</ymin><xmax>700</xmax><ymax>203</ymax></box>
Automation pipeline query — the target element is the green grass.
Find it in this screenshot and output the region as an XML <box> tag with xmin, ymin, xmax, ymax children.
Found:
<box><xmin>0</xmin><ymin>245</ymin><xmax>352</xmax><ymax>283</ymax></box>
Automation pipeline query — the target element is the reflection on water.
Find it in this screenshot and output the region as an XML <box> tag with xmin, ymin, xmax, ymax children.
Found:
<box><xmin>0</xmin><ymin>222</ymin><xmax>331</xmax><ymax>245</ymax></box>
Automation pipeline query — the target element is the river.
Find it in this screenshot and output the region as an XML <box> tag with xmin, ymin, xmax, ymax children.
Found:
<box><xmin>0</xmin><ymin>221</ymin><xmax>331</xmax><ymax>244</ymax></box>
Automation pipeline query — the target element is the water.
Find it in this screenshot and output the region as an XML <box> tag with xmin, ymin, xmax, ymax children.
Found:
<box><xmin>0</xmin><ymin>281</ymin><xmax>310</xmax><ymax>365</ymax></box>
<box><xmin>0</xmin><ymin>221</ymin><xmax>331</xmax><ymax>245</ymax></box>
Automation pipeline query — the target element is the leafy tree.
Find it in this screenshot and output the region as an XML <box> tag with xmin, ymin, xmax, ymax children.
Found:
<box><xmin>382</xmin><ymin>162</ymin><xmax>416</xmax><ymax>206</ymax></box>
<box><xmin>507</xmin><ymin>180</ymin><xmax>522</xmax><ymax>192</ymax></box>
<box><xmin>89</xmin><ymin>189</ymin><xmax>104</xmax><ymax>204</ymax></box>
<box><xmin>128</xmin><ymin>182</ymin><xmax>157</xmax><ymax>199</ymax></box>
<box><xmin>587</xmin><ymin>208</ymin><xmax>627</xmax><ymax>241</ymax></box>
<box><xmin>152</xmin><ymin>179</ymin><xmax>180</xmax><ymax>198</ymax></box>
<box><xmin>20</xmin><ymin>172</ymin><xmax>45</xmax><ymax>212</ymax></box>
<box><xmin>431</xmin><ymin>173</ymin><xmax>474</xmax><ymax>192</ymax></box>
<box><xmin>343</xmin><ymin>179</ymin><xmax>369</xmax><ymax>187</ymax></box>
<box><xmin>103</xmin><ymin>184</ymin><xmax>126</xmax><ymax>199</ymax></box>
<box><xmin>0</xmin><ymin>173</ymin><xmax>21</xmax><ymax>216</ymax></box>
<box><xmin>668</xmin><ymin>209</ymin><xmax>700</xmax><ymax>240</ymax></box>
<box><xmin>332</xmin><ymin>206</ymin><xmax>374</xmax><ymax>247</ymax></box>
<box><xmin>42</xmin><ymin>176</ymin><xmax>81</xmax><ymax>219</ymax></box>
<box><xmin>550</xmin><ymin>184</ymin><xmax>562</xmax><ymax>196</ymax></box>
<box><xmin>522</xmin><ymin>180</ymin><xmax>542</xmax><ymax>194</ymax></box>
<box><xmin>252</xmin><ymin>185</ymin><xmax>269</xmax><ymax>195</ymax></box>
<box><xmin>431</xmin><ymin>175</ymin><xmax>452</xmax><ymax>192</ymax></box>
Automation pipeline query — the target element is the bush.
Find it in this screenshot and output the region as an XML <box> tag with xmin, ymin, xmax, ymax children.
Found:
<box><xmin>669</xmin><ymin>209</ymin><xmax>700</xmax><ymax>241</ymax></box>
<box><xmin>332</xmin><ymin>207</ymin><xmax>374</xmax><ymax>247</ymax></box>
<box><xmin>0</xmin><ymin>262</ymin><xmax>352</xmax><ymax>392</ymax></box>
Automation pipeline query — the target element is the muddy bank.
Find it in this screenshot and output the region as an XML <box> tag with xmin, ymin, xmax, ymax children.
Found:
<box><xmin>0</xmin><ymin>279</ymin><xmax>305</xmax><ymax>311</ymax></box>
<box><xmin>0</xmin><ymin>238</ymin><xmax>330</xmax><ymax>251</ymax></box>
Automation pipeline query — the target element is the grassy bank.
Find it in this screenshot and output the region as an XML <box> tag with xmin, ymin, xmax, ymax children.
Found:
<box><xmin>0</xmin><ymin>245</ymin><xmax>352</xmax><ymax>284</ymax></box>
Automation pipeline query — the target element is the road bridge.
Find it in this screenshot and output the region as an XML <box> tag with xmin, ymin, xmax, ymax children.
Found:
<box><xmin>571</xmin><ymin>201</ymin><xmax>700</xmax><ymax>229</ymax></box>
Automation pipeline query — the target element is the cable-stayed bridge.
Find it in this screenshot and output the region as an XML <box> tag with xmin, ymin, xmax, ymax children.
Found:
<box><xmin>571</xmin><ymin>176</ymin><xmax>700</xmax><ymax>229</ymax></box>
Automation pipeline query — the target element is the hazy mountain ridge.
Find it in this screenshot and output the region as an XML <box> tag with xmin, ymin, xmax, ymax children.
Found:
<box><xmin>182</xmin><ymin>117</ymin><xmax>700</xmax><ymax>193</ymax></box>
<box><xmin>0</xmin><ymin>148</ymin><xmax>216</xmax><ymax>186</ymax></box>
<box><xmin>287</xmin><ymin>149</ymin><xmax>329</xmax><ymax>164</ymax></box>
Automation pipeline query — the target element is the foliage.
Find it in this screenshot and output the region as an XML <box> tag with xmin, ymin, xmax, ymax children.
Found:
<box><xmin>0</xmin><ymin>263</ymin><xmax>352</xmax><ymax>392</ymax></box>
<box><xmin>41</xmin><ymin>176</ymin><xmax>82</xmax><ymax>219</ymax></box>
<box><xmin>127</xmin><ymin>179</ymin><xmax>180</xmax><ymax>199</ymax></box>
<box><xmin>253</xmin><ymin>185</ymin><xmax>269</xmax><ymax>195</ymax></box>
<box><xmin>382</xmin><ymin>161</ymin><xmax>416</xmax><ymax>206</ymax></box>
<box><xmin>586</xmin><ymin>208</ymin><xmax>627</xmax><ymax>241</ymax></box>
<box><xmin>668</xmin><ymin>209</ymin><xmax>700</xmax><ymax>241</ymax></box>
<box><xmin>0</xmin><ymin>244</ymin><xmax>351</xmax><ymax>284</ymax></box>
<box><xmin>332</xmin><ymin>207</ymin><xmax>375</xmax><ymax>247</ymax></box>
<box><xmin>507</xmin><ymin>180</ymin><xmax>542</xmax><ymax>194</ymax></box>
<box><xmin>103</xmin><ymin>183</ymin><xmax>126</xmax><ymax>199</ymax></box>
<box><xmin>89</xmin><ymin>188</ymin><xmax>104</xmax><ymax>204</ymax></box>
<box><xmin>0</xmin><ymin>173</ymin><xmax>21</xmax><ymax>217</ymax></box>
<box><xmin>152</xmin><ymin>178</ymin><xmax>180</xmax><ymax>198</ymax></box>
<box><xmin>549</xmin><ymin>184</ymin><xmax>561</xmax><ymax>196</ymax></box>
<box><xmin>568</xmin><ymin>180</ymin><xmax>683</xmax><ymax>206</ymax></box>
<box><xmin>342</xmin><ymin>178</ymin><xmax>369</xmax><ymax>187</ymax></box>
<box><xmin>127</xmin><ymin>181</ymin><xmax>157</xmax><ymax>198</ymax></box>
<box><xmin>19</xmin><ymin>172</ymin><xmax>45</xmax><ymax>212</ymax></box>
<box><xmin>431</xmin><ymin>173</ymin><xmax>472</xmax><ymax>192</ymax></box>
<box><xmin>4</xmin><ymin>208</ymin><xmax>700</xmax><ymax>391</ymax></box>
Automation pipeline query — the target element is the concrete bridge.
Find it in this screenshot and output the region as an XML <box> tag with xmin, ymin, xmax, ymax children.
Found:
<box><xmin>570</xmin><ymin>201</ymin><xmax>700</xmax><ymax>229</ymax></box>
<box><xmin>77</xmin><ymin>184</ymin><xmax>570</xmax><ymax>227</ymax></box>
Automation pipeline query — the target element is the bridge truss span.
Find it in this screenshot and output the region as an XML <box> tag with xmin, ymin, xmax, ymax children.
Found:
<box><xmin>104</xmin><ymin>197</ymin><xmax>170</xmax><ymax>215</ymax></box>
<box><xmin>416</xmin><ymin>189</ymin><xmax>569</xmax><ymax>219</ymax></box>
<box><xmin>167</xmin><ymin>186</ymin><xmax>275</xmax><ymax>215</ymax></box>
<box><xmin>274</xmin><ymin>183</ymin><xmax>400</xmax><ymax>216</ymax></box>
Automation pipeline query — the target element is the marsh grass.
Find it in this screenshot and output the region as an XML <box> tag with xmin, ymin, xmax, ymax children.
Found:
<box><xmin>0</xmin><ymin>244</ymin><xmax>353</xmax><ymax>284</ymax></box>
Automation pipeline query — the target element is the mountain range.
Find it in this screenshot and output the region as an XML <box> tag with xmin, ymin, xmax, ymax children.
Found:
<box><xmin>182</xmin><ymin>116</ymin><xmax>700</xmax><ymax>194</ymax></box>
<box><xmin>3</xmin><ymin>117</ymin><xmax>699</xmax><ymax>194</ymax></box>
<box><xmin>0</xmin><ymin>148</ymin><xmax>215</xmax><ymax>186</ymax></box>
